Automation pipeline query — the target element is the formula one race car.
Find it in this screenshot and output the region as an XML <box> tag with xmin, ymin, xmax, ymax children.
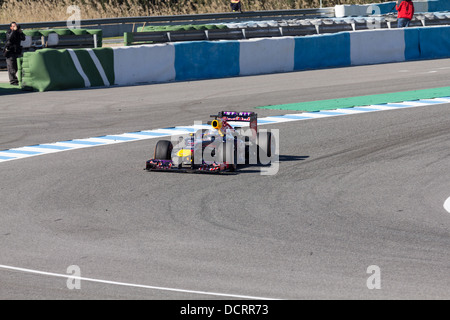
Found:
<box><xmin>145</xmin><ymin>111</ymin><xmax>274</xmax><ymax>174</ymax></box>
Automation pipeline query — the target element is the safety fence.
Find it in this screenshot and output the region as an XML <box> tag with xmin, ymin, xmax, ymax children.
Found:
<box><xmin>123</xmin><ymin>11</ymin><xmax>450</xmax><ymax>45</ymax></box>
<box><xmin>120</xmin><ymin>1</ymin><xmax>450</xmax><ymax>46</ymax></box>
<box><xmin>2</xmin><ymin>1</ymin><xmax>450</xmax><ymax>41</ymax></box>
<box><xmin>18</xmin><ymin>25</ymin><xmax>450</xmax><ymax>92</ymax></box>
<box><xmin>0</xmin><ymin>8</ymin><xmax>335</xmax><ymax>39</ymax></box>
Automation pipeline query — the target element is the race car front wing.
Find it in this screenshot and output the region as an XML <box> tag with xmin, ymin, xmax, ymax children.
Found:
<box><xmin>145</xmin><ymin>159</ymin><xmax>236</xmax><ymax>174</ymax></box>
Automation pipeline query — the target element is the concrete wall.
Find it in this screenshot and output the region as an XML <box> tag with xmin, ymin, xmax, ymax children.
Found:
<box><xmin>20</xmin><ymin>25</ymin><xmax>450</xmax><ymax>92</ymax></box>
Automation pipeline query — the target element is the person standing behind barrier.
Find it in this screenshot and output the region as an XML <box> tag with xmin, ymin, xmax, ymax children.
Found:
<box><xmin>396</xmin><ymin>0</ymin><xmax>414</xmax><ymax>28</ymax></box>
<box><xmin>230</xmin><ymin>0</ymin><xmax>242</xmax><ymax>13</ymax></box>
<box><xmin>3</xmin><ymin>22</ymin><xmax>25</xmax><ymax>86</ymax></box>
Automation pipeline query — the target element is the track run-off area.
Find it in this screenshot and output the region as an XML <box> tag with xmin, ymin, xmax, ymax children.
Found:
<box><xmin>0</xmin><ymin>58</ymin><xmax>449</xmax><ymax>299</ymax></box>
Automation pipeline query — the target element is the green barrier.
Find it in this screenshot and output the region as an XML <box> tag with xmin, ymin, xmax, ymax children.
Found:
<box><xmin>39</xmin><ymin>28</ymin><xmax>91</xmax><ymax>37</ymax></box>
<box><xmin>128</xmin><ymin>24</ymin><xmax>229</xmax><ymax>46</ymax></box>
<box><xmin>124</xmin><ymin>32</ymin><xmax>134</xmax><ymax>46</ymax></box>
<box><xmin>21</xmin><ymin>49</ymin><xmax>83</xmax><ymax>92</ymax></box>
<box><xmin>0</xmin><ymin>30</ymin><xmax>6</xmax><ymax>41</ymax></box>
<box><xmin>21</xmin><ymin>56</ymin><xmax>32</xmax><ymax>89</ymax></box>
<box><xmin>169</xmin><ymin>26</ymin><xmax>186</xmax><ymax>32</ymax></box>
<box><xmin>87</xmin><ymin>29</ymin><xmax>103</xmax><ymax>48</ymax></box>
<box><xmin>30</xmin><ymin>28</ymin><xmax>100</xmax><ymax>45</ymax></box>
<box><xmin>193</xmin><ymin>25</ymin><xmax>208</xmax><ymax>30</ymax></box>
<box><xmin>52</xmin><ymin>28</ymin><xmax>73</xmax><ymax>36</ymax></box>
<box><xmin>71</xmin><ymin>29</ymin><xmax>88</xmax><ymax>36</ymax></box>
<box><xmin>17</xmin><ymin>57</ymin><xmax>23</xmax><ymax>84</ymax></box>
<box><xmin>23</xmin><ymin>29</ymin><xmax>41</xmax><ymax>37</ymax></box>
<box><xmin>138</xmin><ymin>24</ymin><xmax>227</xmax><ymax>32</ymax></box>
<box><xmin>20</xmin><ymin>47</ymin><xmax>114</xmax><ymax>92</ymax></box>
<box><xmin>39</xmin><ymin>30</ymin><xmax>56</xmax><ymax>37</ymax></box>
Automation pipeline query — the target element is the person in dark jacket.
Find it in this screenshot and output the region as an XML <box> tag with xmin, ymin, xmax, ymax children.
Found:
<box><xmin>3</xmin><ymin>22</ymin><xmax>25</xmax><ymax>85</ymax></box>
<box><xmin>230</xmin><ymin>0</ymin><xmax>242</xmax><ymax>12</ymax></box>
<box><xmin>396</xmin><ymin>0</ymin><xmax>414</xmax><ymax>28</ymax></box>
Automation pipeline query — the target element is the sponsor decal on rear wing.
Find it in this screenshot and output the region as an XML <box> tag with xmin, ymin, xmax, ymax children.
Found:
<box><xmin>210</xmin><ymin>111</ymin><xmax>258</xmax><ymax>140</ymax></box>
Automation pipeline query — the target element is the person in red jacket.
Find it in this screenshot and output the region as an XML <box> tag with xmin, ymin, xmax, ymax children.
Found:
<box><xmin>396</xmin><ymin>0</ymin><xmax>414</xmax><ymax>28</ymax></box>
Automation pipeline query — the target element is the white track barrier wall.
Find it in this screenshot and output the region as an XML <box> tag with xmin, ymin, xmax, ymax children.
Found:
<box><xmin>113</xmin><ymin>44</ymin><xmax>176</xmax><ymax>86</ymax></box>
<box><xmin>351</xmin><ymin>29</ymin><xmax>406</xmax><ymax>65</ymax></box>
<box><xmin>112</xmin><ymin>26</ymin><xmax>450</xmax><ymax>87</ymax></box>
<box><xmin>238</xmin><ymin>38</ymin><xmax>295</xmax><ymax>76</ymax></box>
<box><xmin>21</xmin><ymin>26</ymin><xmax>450</xmax><ymax>91</ymax></box>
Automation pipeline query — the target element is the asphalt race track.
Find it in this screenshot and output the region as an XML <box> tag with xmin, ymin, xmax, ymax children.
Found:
<box><xmin>1</xmin><ymin>59</ymin><xmax>450</xmax><ymax>300</ymax></box>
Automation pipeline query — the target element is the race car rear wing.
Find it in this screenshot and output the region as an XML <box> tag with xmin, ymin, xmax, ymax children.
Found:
<box><xmin>210</xmin><ymin>111</ymin><xmax>258</xmax><ymax>139</ymax></box>
<box><xmin>211</xmin><ymin>111</ymin><xmax>257</xmax><ymax>122</ymax></box>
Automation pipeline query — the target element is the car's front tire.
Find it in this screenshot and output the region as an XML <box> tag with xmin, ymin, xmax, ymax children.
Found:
<box><xmin>154</xmin><ymin>140</ymin><xmax>173</xmax><ymax>160</ymax></box>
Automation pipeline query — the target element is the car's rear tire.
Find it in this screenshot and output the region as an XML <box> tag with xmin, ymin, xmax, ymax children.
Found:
<box><xmin>154</xmin><ymin>140</ymin><xmax>173</xmax><ymax>160</ymax></box>
<box><xmin>257</xmin><ymin>131</ymin><xmax>273</xmax><ymax>164</ymax></box>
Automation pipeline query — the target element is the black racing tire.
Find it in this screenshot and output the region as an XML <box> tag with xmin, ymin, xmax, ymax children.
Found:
<box><xmin>154</xmin><ymin>140</ymin><xmax>173</xmax><ymax>160</ymax></box>
<box><xmin>257</xmin><ymin>131</ymin><xmax>273</xmax><ymax>164</ymax></box>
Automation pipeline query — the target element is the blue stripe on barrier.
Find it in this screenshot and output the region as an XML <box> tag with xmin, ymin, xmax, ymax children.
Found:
<box><xmin>404</xmin><ymin>28</ymin><xmax>420</xmax><ymax>61</ymax></box>
<box><xmin>376</xmin><ymin>103</ymin><xmax>413</xmax><ymax>108</ymax></box>
<box><xmin>294</xmin><ymin>32</ymin><xmax>351</xmax><ymax>71</ymax></box>
<box><xmin>318</xmin><ymin>111</ymin><xmax>346</xmax><ymax>115</ymax></box>
<box><xmin>0</xmin><ymin>155</ymin><xmax>15</xmax><ymax>160</ymax></box>
<box><xmin>1</xmin><ymin>149</ymin><xmax>42</xmax><ymax>155</ymax></box>
<box><xmin>161</xmin><ymin>127</ymin><xmax>195</xmax><ymax>132</ymax></box>
<box><xmin>417</xmin><ymin>26</ymin><xmax>450</xmax><ymax>60</ymax></box>
<box><xmin>61</xmin><ymin>140</ymin><xmax>105</xmax><ymax>145</ymax></box>
<box><xmin>405</xmin><ymin>26</ymin><xmax>450</xmax><ymax>61</ymax></box>
<box><xmin>278</xmin><ymin>115</ymin><xmax>313</xmax><ymax>120</ymax></box>
<box><xmin>175</xmin><ymin>41</ymin><xmax>240</xmax><ymax>81</ymax></box>
<box><xmin>266</xmin><ymin>115</ymin><xmax>302</xmax><ymax>120</ymax></box>
<box><xmin>128</xmin><ymin>131</ymin><xmax>169</xmax><ymax>136</ymax></box>
<box><xmin>351</xmin><ymin>107</ymin><xmax>382</xmax><ymax>111</ymax></box>
<box><xmin>96</xmin><ymin>135</ymin><xmax>137</xmax><ymax>141</ymax></box>
<box><xmin>31</xmin><ymin>144</ymin><xmax>72</xmax><ymax>150</ymax></box>
<box><xmin>416</xmin><ymin>99</ymin><xmax>446</xmax><ymax>104</ymax></box>
<box><xmin>257</xmin><ymin>120</ymin><xmax>278</xmax><ymax>124</ymax></box>
<box><xmin>174</xmin><ymin>127</ymin><xmax>196</xmax><ymax>132</ymax></box>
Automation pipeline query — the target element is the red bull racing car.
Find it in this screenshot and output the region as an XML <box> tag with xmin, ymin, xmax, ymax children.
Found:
<box><xmin>145</xmin><ymin>111</ymin><xmax>274</xmax><ymax>174</ymax></box>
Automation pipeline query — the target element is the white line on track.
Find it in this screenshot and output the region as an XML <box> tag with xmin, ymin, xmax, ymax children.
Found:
<box><xmin>444</xmin><ymin>197</ymin><xmax>450</xmax><ymax>213</ymax></box>
<box><xmin>0</xmin><ymin>264</ymin><xmax>278</xmax><ymax>300</ymax></box>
